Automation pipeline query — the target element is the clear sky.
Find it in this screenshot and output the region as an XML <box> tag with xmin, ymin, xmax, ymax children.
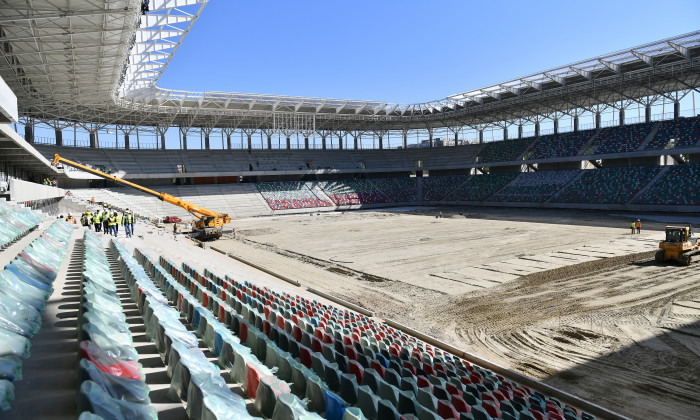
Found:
<box><xmin>158</xmin><ymin>0</ymin><xmax>700</xmax><ymax>104</ymax></box>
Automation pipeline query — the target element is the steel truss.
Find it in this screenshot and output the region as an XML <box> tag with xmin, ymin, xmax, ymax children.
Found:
<box><xmin>1</xmin><ymin>2</ymin><xmax>699</xmax><ymax>140</ymax></box>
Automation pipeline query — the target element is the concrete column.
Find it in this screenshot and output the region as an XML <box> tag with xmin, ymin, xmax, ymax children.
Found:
<box><xmin>553</xmin><ymin>119</ymin><xmax>559</xmax><ymax>135</ymax></box>
<box><xmin>322</xmin><ymin>136</ymin><xmax>327</xmax><ymax>149</ymax></box>
<box><xmin>55</xmin><ymin>129</ymin><xmax>62</xmax><ymax>146</ymax></box>
<box><xmin>124</xmin><ymin>134</ymin><xmax>130</xmax><ymax>150</ymax></box>
<box><xmin>518</xmin><ymin>125</ymin><xmax>523</xmax><ymax>139</ymax></box>
<box><xmin>182</xmin><ymin>135</ymin><xmax>188</xmax><ymax>150</ymax></box>
<box><xmin>534</xmin><ymin>122</ymin><xmax>540</xmax><ymax>137</ymax></box>
<box><xmin>338</xmin><ymin>135</ymin><xmax>344</xmax><ymax>150</ymax></box>
<box><xmin>674</xmin><ymin>101</ymin><xmax>680</xmax><ymax>120</ymax></box>
<box><xmin>205</xmin><ymin>135</ymin><xmax>211</xmax><ymax>150</ymax></box>
<box><xmin>454</xmin><ymin>131</ymin><xmax>459</xmax><ymax>146</ymax></box>
<box><xmin>286</xmin><ymin>137</ymin><xmax>291</xmax><ymax>149</ymax></box>
<box><xmin>160</xmin><ymin>134</ymin><xmax>166</xmax><ymax>150</ymax></box>
<box><xmin>595</xmin><ymin>113</ymin><xmax>601</xmax><ymax>129</ymax></box>
<box><xmin>619</xmin><ymin>108</ymin><xmax>625</xmax><ymax>126</ymax></box>
<box><xmin>89</xmin><ymin>131</ymin><xmax>97</xmax><ymax>148</ymax></box>
<box><xmin>403</xmin><ymin>132</ymin><xmax>408</xmax><ymax>149</ymax></box>
<box><xmin>24</xmin><ymin>125</ymin><xmax>33</xmax><ymax>143</ymax></box>
<box><xmin>378</xmin><ymin>136</ymin><xmax>383</xmax><ymax>150</ymax></box>
<box><xmin>353</xmin><ymin>137</ymin><xmax>358</xmax><ymax>150</ymax></box>
<box><xmin>573</xmin><ymin>116</ymin><xmax>579</xmax><ymax>132</ymax></box>
<box><xmin>304</xmin><ymin>137</ymin><xmax>309</xmax><ymax>149</ymax></box>
<box><xmin>225</xmin><ymin>135</ymin><xmax>231</xmax><ymax>150</ymax></box>
<box><xmin>247</xmin><ymin>134</ymin><xmax>252</xmax><ymax>150</ymax></box>
<box><xmin>266</xmin><ymin>136</ymin><xmax>272</xmax><ymax>150</ymax></box>
<box><xmin>429</xmin><ymin>133</ymin><xmax>434</xmax><ymax>148</ymax></box>
<box><xmin>503</xmin><ymin>127</ymin><xmax>508</xmax><ymax>140</ymax></box>
<box><xmin>478</xmin><ymin>130</ymin><xmax>484</xmax><ymax>144</ymax></box>
<box><xmin>645</xmin><ymin>105</ymin><xmax>652</xmax><ymax>123</ymax></box>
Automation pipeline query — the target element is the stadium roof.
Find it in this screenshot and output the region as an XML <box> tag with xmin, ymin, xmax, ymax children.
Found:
<box><xmin>1</xmin><ymin>1</ymin><xmax>700</xmax><ymax>134</ymax></box>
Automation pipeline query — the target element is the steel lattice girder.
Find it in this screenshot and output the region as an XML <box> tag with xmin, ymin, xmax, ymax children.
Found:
<box><xmin>1</xmin><ymin>1</ymin><xmax>699</xmax><ymax>132</ymax></box>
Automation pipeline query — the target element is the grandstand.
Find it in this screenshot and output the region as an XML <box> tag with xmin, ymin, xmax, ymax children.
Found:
<box><xmin>0</xmin><ymin>1</ymin><xmax>699</xmax><ymax>419</ymax></box>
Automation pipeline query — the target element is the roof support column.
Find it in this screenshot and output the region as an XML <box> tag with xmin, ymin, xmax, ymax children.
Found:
<box><xmin>674</xmin><ymin>101</ymin><xmax>680</xmax><ymax>120</ymax></box>
<box><xmin>595</xmin><ymin>113</ymin><xmax>601</xmax><ymax>129</ymax></box>
<box><xmin>402</xmin><ymin>128</ymin><xmax>408</xmax><ymax>149</ymax></box>
<box><xmin>619</xmin><ymin>108</ymin><xmax>625</xmax><ymax>126</ymax></box>
<box><xmin>242</xmin><ymin>129</ymin><xmax>256</xmax><ymax>150</ymax></box>
<box><xmin>534</xmin><ymin>122</ymin><xmax>540</xmax><ymax>137</ymax></box>
<box><xmin>179</xmin><ymin>127</ymin><xmax>189</xmax><ymax>150</ymax></box>
<box><xmin>24</xmin><ymin>121</ymin><xmax>33</xmax><ymax>144</ymax></box>
<box><xmin>124</xmin><ymin>134</ymin><xmax>130</xmax><ymax>150</ymax></box>
<box><xmin>261</xmin><ymin>129</ymin><xmax>274</xmax><ymax>150</ymax></box>
<box><xmin>222</xmin><ymin>128</ymin><xmax>235</xmax><ymax>150</ymax></box>
<box><xmin>503</xmin><ymin>126</ymin><xmax>509</xmax><ymax>140</ymax></box>
<box><xmin>645</xmin><ymin>105</ymin><xmax>652</xmax><ymax>123</ymax></box>
<box><xmin>156</xmin><ymin>126</ymin><xmax>168</xmax><ymax>150</ymax></box>
<box><xmin>573</xmin><ymin>116</ymin><xmax>579</xmax><ymax>132</ymax></box>
<box><xmin>518</xmin><ymin>125</ymin><xmax>523</xmax><ymax>139</ymax></box>
<box><xmin>321</xmin><ymin>135</ymin><xmax>327</xmax><ymax>150</ymax></box>
<box><xmin>286</xmin><ymin>137</ymin><xmax>291</xmax><ymax>150</ymax></box>
<box><xmin>304</xmin><ymin>137</ymin><xmax>309</xmax><ymax>149</ymax></box>
<box><xmin>89</xmin><ymin>130</ymin><xmax>97</xmax><ymax>148</ymax></box>
<box><xmin>553</xmin><ymin>119</ymin><xmax>559</xmax><ymax>135</ymax></box>
<box><xmin>479</xmin><ymin>129</ymin><xmax>484</xmax><ymax>144</ymax></box>
<box><xmin>55</xmin><ymin>129</ymin><xmax>63</xmax><ymax>147</ymax></box>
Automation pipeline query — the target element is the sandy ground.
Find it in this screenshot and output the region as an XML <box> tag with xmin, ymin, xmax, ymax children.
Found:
<box><xmin>205</xmin><ymin>207</ymin><xmax>700</xmax><ymax>419</ymax></box>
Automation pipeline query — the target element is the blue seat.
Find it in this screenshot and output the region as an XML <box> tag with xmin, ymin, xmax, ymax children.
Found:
<box><xmin>324</xmin><ymin>390</ymin><xmax>348</xmax><ymax>420</ymax></box>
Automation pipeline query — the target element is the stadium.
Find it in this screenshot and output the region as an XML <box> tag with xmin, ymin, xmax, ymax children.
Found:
<box><xmin>0</xmin><ymin>1</ymin><xmax>699</xmax><ymax>419</ymax></box>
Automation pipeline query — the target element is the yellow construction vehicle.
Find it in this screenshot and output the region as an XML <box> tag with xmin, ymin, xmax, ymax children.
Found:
<box><xmin>52</xmin><ymin>154</ymin><xmax>231</xmax><ymax>240</ymax></box>
<box><xmin>655</xmin><ymin>226</ymin><xmax>699</xmax><ymax>266</ymax></box>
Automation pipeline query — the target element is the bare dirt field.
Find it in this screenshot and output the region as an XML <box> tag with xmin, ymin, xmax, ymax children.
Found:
<box><xmin>211</xmin><ymin>207</ymin><xmax>700</xmax><ymax>419</ymax></box>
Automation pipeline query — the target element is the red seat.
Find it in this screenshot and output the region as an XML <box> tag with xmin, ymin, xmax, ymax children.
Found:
<box><xmin>445</xmin><ymin>382</ymin><xmax>462</xmax><ymax>397</ymax></box>
<box><xmin>239</xmin><ymin>322</ymin><xmax>248</xmax><ymax>343</ymax></box>
<box><xmin>312</xmin><ymin>337</ymin><xmax>323</xmax><ymax>353</ymax></box>
<box><xmin>437</xmin><ymin>400</ymin><xmax>459</xmax><ymax>419</ymax></box>
<box><xmin>245</xmin><ymin>362</ymin><xmax>262</xmax><ymax>399</ymax></box>
<box><xmin>529</xmin><ymin>409</ymin><xmax>545</xmax><ymax>420</ymax></box>
<box><xmin>450</xmin><ymin>395</ymin><xmax>470</xmax><ymax>413</ymax></box>
<box><xmin>345</xmin><ymin>346</ymin><xmax>358</xmax><ymax>361</ymax></box>
<box><xmin>300</xmin><ymin>346</ymin><xmax>312</xmax><ymax>369</ymax></box>
<box><xmin>348</xmin><ymin>360</ymin><xmax>364</xmax><ymax>384</ymax></box>
<box><xmin>416</xmin><ymin>376</ymin><xmax>431</xmax><ymax>389</ymax></box>
<box><xmin>402</xmin><ymin>361</ymin><xmax>416</xmax><ymax>376</ymax></box>
<box><xmin>370</xmin><ymin>360</ymin><xmax>385</xmax><ymax>378</ymax></box>
<box><xmin>482</xmin><ymin>400</ymin><xmax>502</xmax><ymax>419</ymax></box>
<box><xmin>293</xmin><ymin>326</ymin><xmax>302</xmax><ymax>343</ymax></box>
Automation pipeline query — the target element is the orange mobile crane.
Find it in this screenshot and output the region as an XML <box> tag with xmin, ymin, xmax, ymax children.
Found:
<box><xmin>52</xmin><ymin>154</ymin><xmax>231</xmax><ymax>240</ymax></box>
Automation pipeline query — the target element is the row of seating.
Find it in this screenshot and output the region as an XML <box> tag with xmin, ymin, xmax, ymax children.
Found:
<box><xmin>77</xmin><ymin>231</ymin><xmax>156</xmax><ymax>419</ymax></box>
<box><xmin>422</xmin><ymin>175</ymin><xmax>470</xmax><ymax>201</ymax></box>
<box><xmin>257</xmin><ymin>182</ymin><xmax>333</xmax><ymax>210</ymax></box>
<box><xmin>0</xmin><ymin>200</ymin><xmax>43</xmax><ymax>249</ymax></box>
<box><xmin>551</xmin><ymin>166</ymin><xmax>662</xmax><ymax>204</ymax></box>
<box><xmin>112</xmin><ymin>241</ymin><xmax>262</xmax><ymax>419</ymax></box>
<box><xmin>447</xmin><ymin>174</ymin><xmax>519</xmax><ymax>202</ymax></box>
<box><xmin>592</xmin><ymin>122</ymin><xmax>655</xmax><ymax>155</ymax></box>
<box><xmin>142</xmin><ymin>247</ymin><xmax>597</xmax><ymax>420</ymax></box>
<box><xmin>633</xmin><ymin>164</ymin><xmax>700</xmax><ymax>205</ymax></box>
<box><xmin>318</xmin><ymin>180</ymin><xmax>390</xmax><ymax>205</ymax></box>
<box><xmin>489</xmin><ymin>171</ymin><xmax>580</xmax><ymax>203</ymax></box>
<box><xmin>0</xmin><ymin>220</ymin><xmax>72</xmax><ymax>411</ymax></box>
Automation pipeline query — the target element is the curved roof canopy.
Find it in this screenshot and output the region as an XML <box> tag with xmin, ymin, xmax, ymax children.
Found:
<box><xmin>1</xmin><ymin>1</ymin><xmax>699</xmax><ymax>132</ymax></box>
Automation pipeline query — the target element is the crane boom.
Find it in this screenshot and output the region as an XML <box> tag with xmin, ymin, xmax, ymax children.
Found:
<box><xmin>51</xmin><ymin>154</ymin><xmax>231</xmax><ymax>238</ymax></box>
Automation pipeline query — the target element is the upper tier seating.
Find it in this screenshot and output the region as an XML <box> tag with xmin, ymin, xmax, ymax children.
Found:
<box><xmin>644</xmin><ymin>116</ymin><xmax>700</xmax><ymax>150</ymax></box>
<box><xmin>421</xmin><ymin>175</ymin><xmax>470</xmax><ymax>201</ymax></box>
<box><xmin>476</xmin><ymin>138</ymin><xmax>534</xmax><ymax>163</ymax></box>
<box><xmin>317</xmin><ymin>180</ymin><xmax>389</xmax><ymax>205</ymax></box>
<box><xmin>633</xmin><ymin>164</ymin><xmax>700</xmax><ymax>206</ymax></box>
<box><xmin>592</xmin><ymin>122</ymin><xmax>655</xmax><ymax>155</ymax></box>
<box><xmin>369</xmin><ymin>178</ymin><xmax>420</xmax><ymax>203</ymax></box>
<box><xmin>257</xmin><ymin>182</ymin><xmax>332</xmax><ymax>210</ymax></box>
<box><xmin>490</xmin><ymin>170</ymin><xmax>581</xmax><ymax>202</ymax></box>
<box><xmin>447</xmin><ymin>173</ymin><xmax>519</xmax><ymax>201</ymax></box>
<box><xmin>551</xmin><ymin>166</ymin><xmax>661</xmax><ymax>204</ymax></box>
<box><xmin>527</xmin><ymin>131</ymin><xmax>594</xmax><ymax>160</ymax></box>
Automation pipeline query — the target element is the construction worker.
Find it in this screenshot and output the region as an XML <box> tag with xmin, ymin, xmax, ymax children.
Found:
<box><xmin>102</xmin><ymin>210</ymin><xmax>109</xmax><ymax>235</ymax></box>
<box><xmin>85</xmin><ymin>209</ymin><xmax>92</xmax><ymax>226</ymax></box>
<box><xmin>129</xmin><ymin>209</ymin><xmax>136</xmax><ymax>235</ymax></box>
<box><xmin>112</xmin><ymin>212</ymin><xmax>119</xmax><ymax>236</ymax></box>
<box><xmin>122</xmin><ymin>209</ymin><xmax>134</xmax><ymax>238</ymax></box>
<box><xmin>108</xmin><ymin>213</ymin><xmax>118</xmax><ymax>237</ymax></box>
<box><xmin>630</xmin><ymin>221</ymin><xmax>635</xmax><ymax>235</ymax></box>
<box><xmin>93</xmin><ymin>211</ymin><xmax>101</xmax><ymax>232</ymax></box>
<box><xmin>636</xmin><ymin>219</ymin><xmax>641</xmax><ymax>234</ymax></box>
<box><xmin>80</xmin><ymin>214</ymin><xmax>87</xmax><ymax>226</ymax></box>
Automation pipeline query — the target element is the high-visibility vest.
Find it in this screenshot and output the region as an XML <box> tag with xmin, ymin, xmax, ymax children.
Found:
<box><xmin>101</xmin><ymin>213</ymin><xmax>107</xmax><ymax>222</ymax></box>
<box><xmin>92</xmin><ymin>214</ymin><xmax>100</xmax><ymax>224</ymax></box>
<box><xmin>122</xmin><ymin>214</ymin><xmax>133</xmax><ymax>224</ymax></box>
<box><xmin>108</xmin><ymin>216</ymin><xmax>117</xmax><ymax>226</ymax></box>
<box><xmin>86</xmin><ymin>211</ymin><xmax>92</xmax><ymax>219</ymax></box>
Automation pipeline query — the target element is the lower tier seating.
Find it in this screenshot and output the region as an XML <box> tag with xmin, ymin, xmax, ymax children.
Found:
<box><xmin>422</xmin><ymin>175</ymin><xmax>470</xmax><ymax>201</ymax></box>
<box><xmin>490</xmin><ymin>171</ymin><xmax>581</xmax><ymax>202</ymax></box>
<box><xmin>369</xmin><ymin>178</ymin><xmax>420</xmax><ymax>202</ymax></box>
<box><xmin>633</xmin><ymin>164</ymin><xmax>700</xmax><ymax>205</ymax></box>
<box><xmin>447</xmin><ymin>173</ymin><xmax>519</xmax><ymax>202</ymax></box>
<box><xmin>257</xmin><ymin>182</ymin><xmax>333</xmax><ymax>210</ymax></box>
<box><xmin>0</xmin><ymin>220</ymin><xmax>72</xmax><ymax>412</ymax></box>
<box><xmin>318</xmin><ymin>180</ymin><xmax>390</xmax><ymax>205</ymax></box>
<box><xmin>551</xmin><ymin>166</ymin><xmax>662</xmax><ymax>204</ymax></box>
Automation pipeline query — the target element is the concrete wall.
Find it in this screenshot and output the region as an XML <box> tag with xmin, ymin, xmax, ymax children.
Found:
<box><xmin>9</xmin><ymin>178</ymin><xmax>65</xmax><ymax>202</ymax></box>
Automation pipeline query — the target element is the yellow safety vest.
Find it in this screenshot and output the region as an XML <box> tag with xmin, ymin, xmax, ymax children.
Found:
<box><xmin>108</xmin><ymin>216</ymin><xmax>117</xmax><ymax>226</ymax></box>
<box><xmin>92</xmin><ymin>214</ymin><xmax>100</xmax><ymax>223</ymax></box>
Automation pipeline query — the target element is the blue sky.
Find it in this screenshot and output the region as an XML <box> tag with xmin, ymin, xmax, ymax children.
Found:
<box><xmin>159</xmin><ymin>0</ymin><xmax>700</xmax><ymax>104</ymax></box>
